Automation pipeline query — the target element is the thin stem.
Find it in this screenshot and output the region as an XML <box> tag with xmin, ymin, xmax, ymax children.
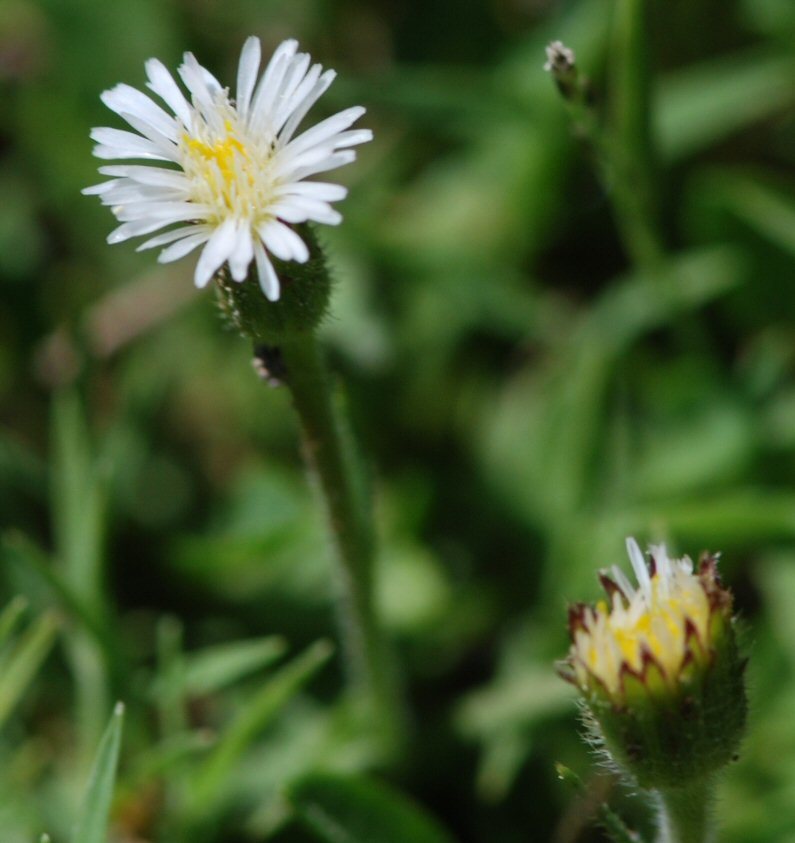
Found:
<box><xmin>655</xmin><ymin>781</ymin><xmax>715</xmax><ymax>843</ymax></box>
<box><xmin>278</xmin><ymin>331</ymin><xmax>401</xmax><ymax>754</ymax></box>
<box><xmin>609</xmin><ymin>0</ymin><xmax>664</xmax><ymax>271</ymax></box>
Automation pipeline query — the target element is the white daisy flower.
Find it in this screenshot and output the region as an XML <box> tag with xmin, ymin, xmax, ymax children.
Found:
<box><xmin>84</xmin><ymin>37</ymin><xmax>372</xmax><ymax>301</ymax></box>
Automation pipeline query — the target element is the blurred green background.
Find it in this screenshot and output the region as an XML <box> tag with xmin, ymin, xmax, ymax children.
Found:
<box><xmin>2</xmin><ymin>0</ymin><xmax>795</xmax><ymax>840</ymax></box>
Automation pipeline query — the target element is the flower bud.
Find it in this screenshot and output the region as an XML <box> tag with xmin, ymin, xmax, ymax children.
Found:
<box><xmin>559</xmin><ymin>538</ymin><xmax>747</xmax><ymax>789</ymax></box>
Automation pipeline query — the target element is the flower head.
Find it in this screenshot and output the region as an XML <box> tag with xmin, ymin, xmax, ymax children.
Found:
<box><xmin>566</xmin><ymin>538</ymin><xmax>724</xmax><ymax>701</ymax></box>
<box><xmin>84</xmin><ymin>37</ymin><xmax>372</xmax><ymax>301</ymax></box>
<box><xmin>560</xmin><ymin>538</ymin><xmax>747</xmax><ymax>788</ymax></box>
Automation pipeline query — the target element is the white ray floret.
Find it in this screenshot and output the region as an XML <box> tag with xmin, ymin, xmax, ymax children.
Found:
<box><xmin>84</xmin><ymin>37</ymin><xmax>372</xmax><ymax>300</ymax></box>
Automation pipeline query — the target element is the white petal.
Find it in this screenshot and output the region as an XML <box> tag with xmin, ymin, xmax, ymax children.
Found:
<box><xmin>236</xmin><ymin>36</ymin><xmax>261</xmax><ymax>118</ymax></box>
<box><xmin>283</xmin><ymin>106</ymin><xmax>365</xmax><ymax>157</ymax></box>
<box><xmin>278</xmin><ymin>68</ymin><xmax>335</xmax><ymax>144</ymax></box>
<box><xmin>101</xmin><ymin>84</ymin><xmax>179</xmax><ymax>141</ymax></box>
<box><xmin>270</xmin><ymin>52</ymin><xmax>311</xmax><ymax>130</ymax></box>
<box><xmin>249</xmin><ymin>39</ymin><xmax>298</xmax><ymax>131</ymax></box>
<box><xmin>254</xmin><ymin>239</ymin><xmax>280</xmax><ymax>300</ymax></box>
<box><xmin>610</xmin><ymin>565</ymin><xmax>636</xmax><ymax>599</ymax></box>
<box><xmin>277</xmin><ymin>181</ymin><xmax>347</xmax><ymax>202</ymax></box>
<box><xmin>116</xmin><ymin>111</ymin><xmax>178</xmax><ymax>153</ymax></box>
<box><xmin>91</xmin><ymin>127</ymin><xmax>177</xmax><ymax>162</ymax></box>
<box><xmin>98</xmin><ymin>165</ymin><xmax>187</xmax><ymax>189</ymax></box>
<box><xmin>138</xmin><ymin>224</ymin><xmax>209</xmax><ymax>250</ymax></box>
<box><xmin>228</xmin><ymin>224</ymin><xmax>254</xmax><ymax>281</ymax></box>
<box><xmin>145</xmin><ymin>58</ymin><xmax>193</xmax><ymax>128</ymax></box>
<box><xmin>258</xmin><ymin>220</ymin><xmax>309</xmax><ymax>262</ymax></box>
<box><xmin>113</xmin><ymin>200</ymin><xmax>208</xmax><ymax>222</ymax></box>
<box><xmin>82</xmin><ymin>179</ymin><xmax>125</xmax><ymax>196</ymax></box>
<box><xmin>331</xmin><ymin>128</ymin><xmax>374</xmax><ymax>148</ymax></box>
<box><xmin>273</xmin><ymin>63</ymin><xmax>322</xmax><ymax>135</ymax></box>
<box><xmin>282</xmin><ymin>150</ymin><xmax>357</xmax><ymax>182</ymax></box>
<box><xmin>272</xmin><ymin>196</ymin><xmax>341</xmax><ymax>225</ymax></box>
<box><xmin>194</xmin><ymin>218</ymin><xmax>237</xmax><ymax>288</ymax></box>
<box><xmin>107</xmin><ymin>217</ymin><xmax>177</xmax><ymax>244</ymax></box>
<box><xmin>264</xmin><ymin>202</ymin><xmax>310</xmax><ymax>224</ymax></box>
<box><xmin>625</xmin><ymin>537</ymin><xmax>652</xmax><ymax>599</ymax></box>
<box><xmin>96</xmin><ymin>184</ymin><xmax>183</xmax><ymax>205</ymax></box>
<box><xmin>179</xmin><ymin>52</ymin><xmax>223</xmax><ymax>125</ymax></box>
<box><xmin>158</xmin><ymin>231</ymin><xmax>210</xmax><ymax>263</ymax></box>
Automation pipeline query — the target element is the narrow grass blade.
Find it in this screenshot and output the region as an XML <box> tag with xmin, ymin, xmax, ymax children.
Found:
<box><xmin>72</xmin><ymin>702</ymin><xmax>125</xmax><ymax>843</ymax></box>
<box><xmin>152</xmin><ymin>635</ymin><xmax>287</xmax><ymax>699</ymax></box>
<box><xmin>51</xmin><ymin>390</ymin><xmax>107</xmax><ymax>607</ymax></box>
<box><xmin>187</xmin><ymin>639</ymin><xmax>333</xmax><ymax>819</ymax></box>
<box><xmin>0</xmin><ymin>610</ymin><xmax>59</xmax><ymax>731</ymax></box>
<box><xmin>2</xmin><ymin>531</ymin><xmax>109</xmax><ymax>648</ymax></box>
<box><xmin>289</xmin><ymin>772</ymin><xmax>458</xmax><ymax>843</ymax></box>
<box><xmin>0</xmin><ymin>595</ymin><xmax>28</xmax><ymax>648</ymax></box>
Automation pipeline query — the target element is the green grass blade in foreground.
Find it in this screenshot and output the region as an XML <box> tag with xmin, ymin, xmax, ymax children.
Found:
<box><xmin>608</xmin><ymin>0</ymin><xmax>663</xmax><ymax>269</ymax></box>
<box><xmin>187</xmin><ymin>639</ymin><xmax>334</xmax><ymax>819</ymax></box>
<box><xmin>0</xmin><ymin>595</ymin><xmax>29</xmax><ymax>648</ymax></box>
<box><xmin>180</xmin><ymin>635</ymin><xmax>288</xmax><ymax>698</ymax></box>
<box><xmin>690</xmin><ymin>169</ymin><xmax>795</xmax><ymax>257</ymax></box>
<box><xmin>2</xmin><ymin>531</ymin><xmax>110</xmax><ymax>650</ymax></box>
<box><xmin>73</xmin><ymin>702</ymin><xmax>125</xmax><ymax>843</ymax></box>
<box><xmin>52</xmin><ymin>391</ymin><xmax>108</xmax><ymax>608</ymax></box>
<box><xmin>0</xmin><ymin>610</ymin><xmax>59</xmax><ymax>731</ymax></box>
<box><xmin>289</xmin><ymin>772</ymin><xmax>458</xmax><ymax>843</ymax></box>
<box><xmin>658</xmin><ymin>52</ymin><xmax>795</xmax><ymax>162</ymax></box>
<box><xmin>555</xmin><ymin>765</ymin><xmax>645</xmax><ymax>843</ymax></box>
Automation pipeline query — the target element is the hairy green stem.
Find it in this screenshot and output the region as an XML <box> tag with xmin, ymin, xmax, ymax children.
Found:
<box><xmin>609</xmin><ymin>0</ymin><xmax>664</xmax><ymax>271</ymax></box>
<box><xmin>278</xmin><ymin>332</ymin><xmax>400</xmax><ymax>753</ymax></box>
<box><xmin>655</xmin><ymin>781</ymin><xmax>715</xmax><ymax>843</ymax></box>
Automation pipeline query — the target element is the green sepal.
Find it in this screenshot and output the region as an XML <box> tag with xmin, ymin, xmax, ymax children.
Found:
<box><xmin>585</xmin><ymin>622</ymin><xmax>747</xmax><ymax>789</ymax></box>
<box><xmin>215</xmin><ymin>224</ymin><xmax>331</xmax><ymax>343</ymax></box>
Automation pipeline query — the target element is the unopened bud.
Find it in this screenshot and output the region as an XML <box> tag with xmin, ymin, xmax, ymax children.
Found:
<box><xmin>559</xmin><ymin>538</ymin><xmax>747</xmax><ymax>790</ymax></box>
<box><xmin>544</xmin><ymin>40</ymin><xmax>578</xmax><ymax>99</ymax></box>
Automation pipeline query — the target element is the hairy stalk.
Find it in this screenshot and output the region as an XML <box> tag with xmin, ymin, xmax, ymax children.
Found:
<box><xmin>609</xmin><ymin>0</ymin><xmax>664</xmax><ymax>271</ymax></box>
<box><xmin>278</xmin><ymin>332</ymin><xmax>400</xmax><ymax>755</ymax></box>
<box><xmin>655</xmin><ymin>781</ymin><xmax>715</xmax><ymax>843</ymax></box>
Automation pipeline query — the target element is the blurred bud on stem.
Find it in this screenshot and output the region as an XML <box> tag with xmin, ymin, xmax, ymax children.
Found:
<box><xmin>544</xmin><ymin>40</ymin><xmax>586</xmax><ymax>103</ymax></box>
<box><xmin>559</xmin><ymin>538</ymin><xmax>748</xmax><ymax>843</ymax></box>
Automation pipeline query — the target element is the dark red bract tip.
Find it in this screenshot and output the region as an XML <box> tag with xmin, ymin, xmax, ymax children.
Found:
<box><xmin>598</xmin><ymin>570</ymin><xmax>625</xmax><ymax>602</ymax></box>
<box><xmin>567</xmin><ymin>603</ymin><xmax>590</xmax><ymax>636</ymax></box>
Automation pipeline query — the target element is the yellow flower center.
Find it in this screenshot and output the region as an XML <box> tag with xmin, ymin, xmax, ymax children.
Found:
<box><xmin>179</xmin><ymin>113</ymin><xmax>275</xmax><ymax>223</ymax></box>
<box><xmin>187</xmin><ymin>132</ymin><xmax>249</xmax><ymax>186</ymax></box>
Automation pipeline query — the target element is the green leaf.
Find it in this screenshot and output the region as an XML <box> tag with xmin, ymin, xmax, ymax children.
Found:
<box><xmin>52</xmin><ymin>390</ymin><xmax>108</xmax><ymax>607</ymax></box>
<box><xmin>72</xmin><ymin>702</ymin><xmax>125</xmax><ymax>843</ymax></box>
<box><xmin>181</xmin><ymin>635</ymin><xmax>288</xmax><ymax>697</ymax></box>
<box><xmin>2</xmin><ymin>531</ymin><xmax>109</xmax><ymax>650</ymax></box>
<box><xmin>289</xmin><ymin>772</ymin><xmax>458</xmax><ymax>843</ymax></box>
<box><xmin>691</xmin><ymin>169</ymin><xmax>795</xmax><ymax>257</ymax></box>
<box><xmin>186</xmin><ymin>640</ymin><xmax>333</xmax><ymax>820</ymax></box>
<box><xmin>0</xmin><ymin>595</ymin><xmax>28</xmax><ymax>649</ymax></box>
<box><xmin>0</xmin><ymin>610</ymin><xmax>59</xmax><ymax>731</ymax></box>
<box><xmin>658</xmin><ymin>52</ymin><xmax>795</xmax><ymax>161</ymax></box>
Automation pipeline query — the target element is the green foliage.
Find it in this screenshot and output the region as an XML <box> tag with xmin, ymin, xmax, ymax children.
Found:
<box><xmin>72</xmin><ymin>703</ymin><xmax>124</xmax><ymax>843</ymax></box>
<box><xmin>0</xmin><ymin>598</ymin><xmax>58</xmax><ymax>732</ymax></box>
<box><xmin>289</xmin><ymin>773</ymin><xmax>457</xmax><ymax>843</ymax></box>
<box><xmin>185</xmin><ymin>640</ymin><xmax>334</xmax><ymax>824</ymax></box>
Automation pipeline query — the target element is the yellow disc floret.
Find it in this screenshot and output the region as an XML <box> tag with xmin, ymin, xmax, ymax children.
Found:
<box><xmin>180</xmin><ymin>107</ymin><xmax>275</xmax><ymax>223</ymax></box>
